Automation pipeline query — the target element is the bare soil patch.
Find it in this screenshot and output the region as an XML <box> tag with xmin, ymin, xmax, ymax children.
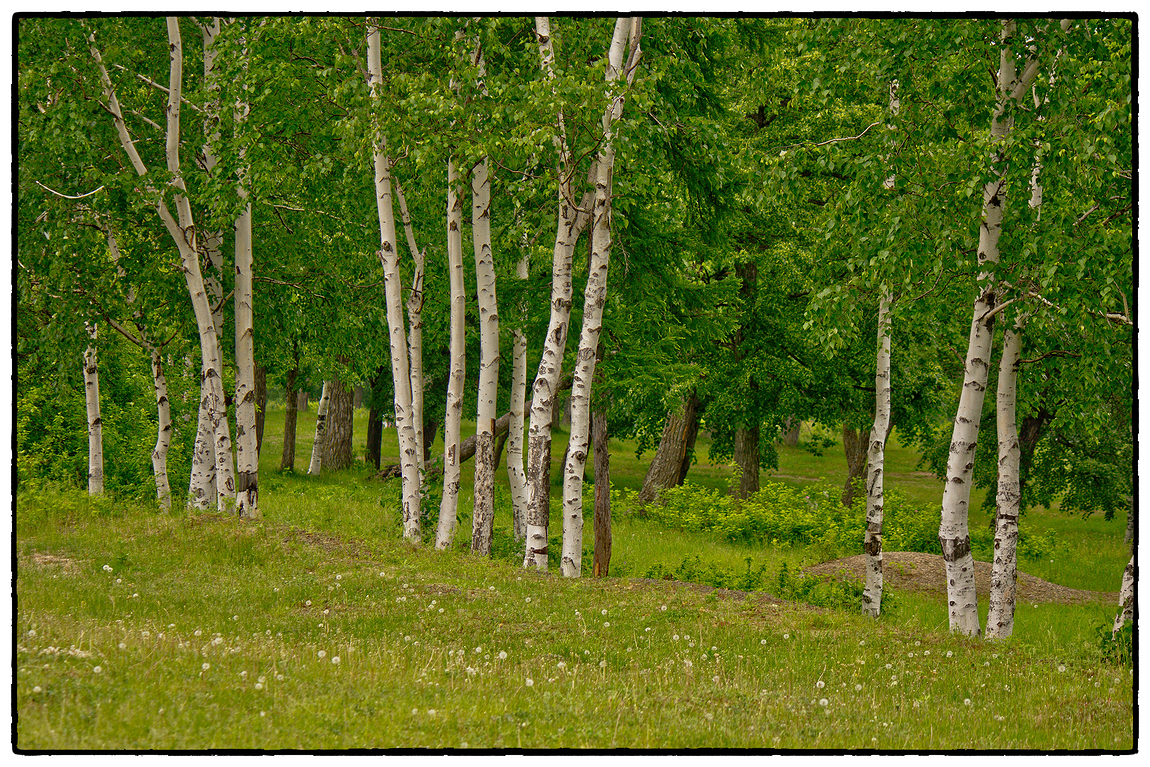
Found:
<box><xmin>803</xmin><ymin>551</ymin><xmax>1118</xmax><ymax>605</ymax></box>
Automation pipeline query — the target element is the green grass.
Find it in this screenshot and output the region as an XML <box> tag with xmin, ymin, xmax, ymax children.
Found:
<box><xmin>14</xmin><ymin>406</ymin><xmax>1134</xmax><ymax>750</ymax></box>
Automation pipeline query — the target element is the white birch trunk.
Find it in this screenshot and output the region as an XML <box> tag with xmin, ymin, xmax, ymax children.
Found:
<box><xmin>986</xmin><ymin>319</ymin><xmax>1024</xmax><ymax>638</ymax></box>
<box><xmin>939</xmin><ymin>21</ymin><xmax>1042</xmax><ymax>637</ymax></box>
<box><xmin>233</xmin><ymin>25</ymin><xmax>258</xmax><ymax>519</ymax></box>
<box><xmin>560</xmin><ymin>18</ymin><xmax>638</xmax><ymax>578</ymax></box>
<box><xmin>308</xmin><ymin>382</ymin><xmax>330</xmax><ymax>475</ymax></box>
<box><xmin>1112</xmin><ymin>555</ymin><xmax>1134</xmax><ymax>635</ymax></box>
<box><xmin>83</xmin><ymin>324</ymin><xmax>104</xmax><ymax>496</ymax></box>
<box><xmin>396</xmin><ymin>182</ymin><xmax>426</xmax><ymax>491</ymax></box>
<box><xmin>471</xmin><ymin>158</ymin><xmax>500</xmax><ymax>557</ymax></box>
<box><xmin>150</xmin><ymin>348</ymin><xmax>173</xmax><ymax>511</ymax></box>
<box><xmin>436</xmin><ymin>160</ymin><xmax>467</xmax><ymax>550</ymax></box>
<box><xmin>507</xmin><ymin>247</ymin><xmax>530</xmax><ymax>541</ymax></box>
<box><xmin>523</xmin><ymin>16</ymin><xmax>595</xmax><ymax>571</ymax></box>
<box><xmin>368</xmin><ymin>22</ymin><xmax>421</xmax><ymax>542</ymax></box>
<box><xmin>862</xmin><ymin>289</ymin><xmax>891</xmax><ymax>617</ymax></box>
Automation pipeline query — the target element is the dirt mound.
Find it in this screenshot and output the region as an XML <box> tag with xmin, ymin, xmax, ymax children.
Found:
<box><xmin>803</xmin><ymin>551</ymin><xmax>1118</xmax><ymax>606</ymax></box>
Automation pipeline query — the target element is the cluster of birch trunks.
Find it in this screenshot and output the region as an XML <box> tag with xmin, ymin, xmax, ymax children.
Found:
<box><xmin>77</xmin><ymin>16</ymin><xmax>1132</xmax><ymax>640</ymax></box>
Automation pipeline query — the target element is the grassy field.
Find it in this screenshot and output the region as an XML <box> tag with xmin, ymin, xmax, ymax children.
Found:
<box><xmin>14</xmin><ymin>405</ymin><xmax>1134</xmax><ymax>751</ymax></box>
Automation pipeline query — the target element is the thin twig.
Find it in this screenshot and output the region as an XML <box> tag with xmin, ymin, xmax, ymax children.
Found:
<box><xmin>35</xmin><ymin>180</ymin><xmax>105</xmax><ymax>200</ymax></box>
<box><xmin>112</xmin><ymin>63</ymin><xmax>204</xmax><ymax>113</ymax></box>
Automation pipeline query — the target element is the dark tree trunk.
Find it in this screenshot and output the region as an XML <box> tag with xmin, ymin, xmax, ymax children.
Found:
<box><xmin>365</xmin><ymin>366</ymin><xmax>388</xmax><ymax>470</ymax></box>
<box><xmin>254</xmin><ymin>364</ymin><xmax>267</xmax><ymax>457</ymax></box>
<box><xmin>492</xmin><ymin>428</ymin><xmax>510</xmax><ymax>472</ymax></box>
<box><xmin>297</xmin><ymin>390</ymin><xmax>309</xmax><ymax>412</ymax></box>
<box><xmin>592</xmin><ymin>405</ymin><xmax>611</xmax><ymax>577</ymax></box>
<box><xmin>638</xmin><ymin>393</ymin><xmax>699</xmax><ymax>508</ymax></box>
<box><xmin>321</xmin><ymin>378</ymin><xmax>354</xmax><ymax>470</ymax></box>
<box><xmin>1017</xmin><ymin>407</ymin><xmax>1053</xmax><ymax>506</ymax></box>
<box><xmin>841</xmin><ymin>424</ymin><xmax>868</xmax><ymax>506</ymax></box>
<box><xmin>280</xmin><ymin>367</ymin><xmax>299</xmax><ymax>472</ymax></box>
<box><xmin>422</xmin><ymin>415</ymin><xmax>437</xmax><ymax>464</ymax></box>
<box><xmin>731</xmin><ymin>424</ymin><xmax>760</xmax><ymax>499</ymax></box>
<box><xmin>675</xmin><ymin>392</ymin><xmax>702</xmax><ymax>486</ymax></box>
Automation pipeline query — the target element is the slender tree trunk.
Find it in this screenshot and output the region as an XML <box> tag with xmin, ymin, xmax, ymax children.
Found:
<box><xmin>591</xmin><ymin>361</ymin><xmax>612</xmax><ymax>577</ymax></box>
<box><xmin>987</xmin><ymin>319</ymin><xmax>1024</xmax><ymax>638</ymax></box>
<box><xmin>189</xmin><ymin>401</ymin><xmax>216</xmax><ymax>506</ymax></box>
<box><xmin>437</xmin><ymin>160</ymin><xmax>467</xmax><ymax>550</ymax></box>
<box><xmin>308</xmin><ymin>382</ymin><xmax>330</xmax><ymax>475</ymax></box>
<box><xmin>939</xmin><ymin>21</ymin><xmax>1046</xmax><ymax>637</ymax></box>
<box><xmin>731</xmin><ymin>425</ymin><xmax>760</xmax><ymax>499</ymax></box>
<box><xmin>233</xmin><ymin>96</ymin><xmax>258</xmax><ymax>516</ymax></box>
<box><xmin>862</xmin><ymin>290</ymin><xmax>892</xmax><ymax>618</ymax></box>
<box><xmin>368</xmin><ymin>22</ymin><xmax>420</xmax><ymax>542</ymax></box>
<box><xmin>523</xmin><ymin>16</ymin><xmax>596</xmax><ymax>571</ymax></box>
<box><xmin>397</xmin><ymin>182</ymin><xmax>426</xmax><ymax>490</ymax></box>
<box><xmin>321</xmin><ymin>376</ymin><xmax>354</xmax><ymax>471</ymax></box>
<box><xmin>1112</xmin><ymin>555</ymin><xmax>1134</xmax><ymax>635</ymax></box>
<box><xmin>677</xmin><ymin>394</ymin><xmax>702</xmax><ymax>485</ymax></box>
<box><xmin>472</xmin><ymin>158</ymin><xmax>500</xmax><ymax>558</ymax></box>
<box><xmin>150</xmin><ymin>348</ymin><xmax>172</xmax><ymax>511</ymax></box>
<box><xmin>782</xmin><ymin>417</ymin><xmax>800</xmax><ymax>447</ymax></box>
<box><xmin>841</xmin><ymin>425</ymin><xmax>869</xmax><ymax>507</ymax></box>
<box><xmin>639</xmin><ymin>395</ymin><xmax>698</xmax><ymax>508</ymax></box>
<box><xmin>254</xmin><ymin>363</ymin><xmax>266</xmax><ymax>457</ymax></box>
<box><xmin>560</xmin><ymin>17</ymin><xmax>639</xmax><ymax>578</ymax></box>
<box><xmin>507</xmin><ymin>245</ymin><xmax>530</xmax><ymax>540</ymax></box>
<box><xmin>281</xmin><ymin>366</ymin><xmax>299</xmax><ymax>471</ymax></box>
<box><xmin>83</xmin><ymin>325</ymin><xmax>104</xmax><ymax>496</ymax></box>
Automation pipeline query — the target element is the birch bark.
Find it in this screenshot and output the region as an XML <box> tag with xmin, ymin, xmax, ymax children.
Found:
<box><xmin>522</xmin><ymin>16</ymin><xmax>605</xmax><ymax>570</ymax></box>
<box><xmin>233</xmin><ymin>25</ymin><xmax>258</xmax><ymax>519</ymax></box>
<box><xmin>1112</xmin><ymin>555</ymin><xmax>1134</xmax><ymax>635</ymax></box>
<box><xmin>471</xmin><ymin>157</ymin><xmax>500</xmax><ymax>557</ymax></box>
<box><xmin>939</xmin><ymin>20</ymin><xmax>1041</xmax><ymax>636</ymax></box>
<box><xmin>436</xmin><ymin>161</ymin><xmax>467</xmax><ymax>550</ymax></box>
<box><xmin>308</xmin><ymin>381</ymin><xmax>330</xmax><ymax>475</ymax></box>
<box><xmin>149</xmin><ymin>348</ymin><xmax>173</xmax><ymax>510</ymax></box>
<box><xmin>862</xmin><ymin>289</ymin><xmax>891</xmax><ymax>617</ymax></box>
<box><xmin>507</xmin><ymin>246</ymin><xmax>530</xmax><ymax>540</ymax></box>
<box><xmin>396</xmin><ymin>182</ymin><xmax>426</xmax><ymax>489</ymax></box>
<box><xmin>368</xmin><ymin>22</ymin><xmax>421</xmax><ymax>541</ymax></box>
<box><xmin>986</xmin><ymin>319</ymin><xmax>1023</xmax><ymax>638</ymax></box>
<box><xmin>83</xmin><ymin>324</ymin><xmax>104</xmax><ymax>495</ymax></box>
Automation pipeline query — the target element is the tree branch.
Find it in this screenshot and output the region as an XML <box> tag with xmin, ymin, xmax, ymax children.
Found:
<box><xmin>35</xmin><ymin>180</ymin><xmax>105</xmax><ymax>200</ymax></box>
<box><xmin>112</xmin><ymin>62</ymin><xmax>204</xmax><ymax>113</ymax></box>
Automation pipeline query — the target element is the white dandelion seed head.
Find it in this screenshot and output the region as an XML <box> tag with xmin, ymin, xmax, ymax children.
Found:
<box><xmin>819</xmin><ymin>698</ymin><xmax>828</xmax><ymax>707</ymax></box>
<box><xmin>525</xmin><ymin>597</ymin><xmax>531</xmax><ymax>603</ymax></box>
<box><xmin>946</xmin><ymin>651</ymin><xmax>953</xmax><ymax>658</ymax></box>
<box><xmin>673</xmin><ymin>635</ymin><xmax>680</xmax><ymax>641</ymax></box>
<box><xmin>103</xmin><ymin>565</ymin><xmax>112</xmax><ymax>572</ymax></box>
<box><xmin>964</xmin><ymin>698</ymin><xmax>972</xmax><ymax>706</ymax></box>
<box><xmin>604</xmin><ymin>622</ymin><xmax>610</xmax><ymax>628</ymax></box>
<box><xmin>855</xmin><ymin>683</ymin><xmax>863</xmax><ymax>691</ymax></box>
<box><xmin>202</xmin><ymin>663</ymin><xmax>210</xmax><ymax>671</ymax></box>
<box><xmin>93</xmin><ymin>666</ymin><xmax>102</xmax><ymax>674</ymax></box>
<box><xmin>305</xmin><ymin>600</ymin><xmax>311</xmax><ymax>607</ymax></box>
<box><xmin>600</xmin><ymin>660</ymin><xmax>608</xmax><ymax>668</ymax></box>
<box><xmin>317</xmin><ymin>650</ymin><xmax>326</xmax><ymax>658</ymax></box>
<box><xmin>332</xmin><ymin>656</ymin><xmax>340</xmax><ymax>664</ymax></box>
<box><xmin>254</xmin><ymin>683</ymin><xmax>263</xmax><ymax>690</ymax></box>
<box><xmin>498</xmin><ymin>651</ymin><xmax>507</xmax><ymax>660</ymax></box>
<box><xmin>816</xmin><ymin>680</ymin><xmax>825</xmax><ymax>689</ymax></box>
<box><xmin>661</xmin><ymin>605</ymin><xmax>667</xmax><ymax>611</ymax></box>
<box><xmin>118</xmin><ymin>642</ymin><xmax>126</xmax><ymax>650</ymax></box>
<box><xmin>601</xmin><ymin>609</ymin><xmax>608</xmax><ymax>616</ymax></box>
<box><xmin>783</xmin><ymin>633</ymin><xmax>789</xmax><ymax>640</ymax></box>
<box><xmin>525</xmin><ymin>678</ymin><xmax>534</xmax><ymax>687</ymax></box>
<box><xmin>32</xmin><ymin>686</ymin><xmax>42</xmax><ymax>693</ymax></box>
<box><xmin>1058</xmin><ymin>664</ymin><xmax>1066</xmax><ymax>672</ymax></box>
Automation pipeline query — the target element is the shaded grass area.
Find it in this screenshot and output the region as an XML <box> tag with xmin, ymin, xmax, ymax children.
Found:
<box><xmin>14</xmin><ymin>405</ymin><xmax>1133</xmax><ymax>750</ymax></box>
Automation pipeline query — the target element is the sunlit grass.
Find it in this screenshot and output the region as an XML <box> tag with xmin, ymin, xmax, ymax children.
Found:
<box><xmin>14</xmin><ymin>406</ymin><xmax>1133</xmax><ymax>750</ymax></box>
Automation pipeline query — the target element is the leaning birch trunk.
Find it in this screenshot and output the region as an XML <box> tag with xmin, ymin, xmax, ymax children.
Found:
<box><xmin>471</xmin><ymin>158</ymin><xmax>500</xmax><ymax>557</ymax></box>
<box><xmin>507</xmin><ymin>246</ymin><xmax>530</xmax><ymax>540</ymax></box>
<box><xmin>368</xmin><ymin>22</ymin><xmax>421</xmax><ymax>542</ymax></box>
<box><xmin>939</xmin><ymin>20</ymin><xmax>1041</xmax><ymax>637</ymax></box>
<box><xmin>150</xmin><ymin>348</ymin><xmax>173</xmax><ymax>511</ymax></box>
<box><xmin>560</xmin><ymin>17</ymin><xmax>640</xmax><ymax>577</ymax></box>
<box><xmin>233</xmin><ymin>39</ymin><xmax>258</xmax><ymax>519</ymax></box>
<box><xmin>436</xmin><ymin>161</ymin><xmax>467</xmax><ymax>549</ymax></box>
<box><xmin>396</xmin><ymin>182</ymin><xmax>426</xmax><ymax>491</ymax></box>
<box><xmin>522</xmin><ymin>15</ymin><xmax>601</xmax><ymax>571</ymax></box>
<box><xmin>1112</xmin><ymin>555</ymin><xmax>1134</xmax><ymax>635</ymax></box>
<box><xmin>986</xmin><ymin>319</ymin><xmax>1024</xmax><ymax>638</ymax></box>
<box><xmin>91</xmin><ymin>19</ymin><xmax>231</xmax><ymax>512</ymax></box>
<box><xmin>308</xmin><ymin>382</ymin><xmax>330</xmax><ymax>475</ymax></box>
<box><xmin>83</xmin><ymin>324</ymin><xmax>104</xmax><ymax>496</ymax></box>
<box><xmin>862</xmin><ymin>289</ymin><xmax>891</xmax><ymax>617</ymax></box>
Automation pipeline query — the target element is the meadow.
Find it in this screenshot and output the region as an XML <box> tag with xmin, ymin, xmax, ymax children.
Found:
<box><xmin>14</xmin><ymin>405</ymin><xmax>1134</xmax><ymax>751</ymax></box>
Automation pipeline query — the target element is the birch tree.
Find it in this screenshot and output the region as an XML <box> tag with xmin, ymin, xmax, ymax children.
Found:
<box><xmin>82</xmin><ymin>324</ymin><xmax>104</xmax><ymax>495</ymax></box>
<box><xmin>471</xmin><ymin>153</ymin><xmax>500</xmax><ymax>557</ymax></box>
<box><xmin>560</xmin><ymin>17</ymin><xmax>642</xmax><ymax>577</ymax></box>
<box><xmin>861</xmin><ymin>289</ymin><xmax>891</xmax><ymax>617</ymax></box>
<box><xmin>367</xmin><ymin>20</ymin><xmax>421</xmax><ymax>542</ymax></box>
<box><xmin>436</xmin><ymin>160</ymin><xmax>467</xmax><ymax>549</ymax></box>
<box><xmin>88</xmin><ymin>17</ymin><xmax>234</xmax><ymax>513</ymax></box>
<box><xmin>307</xmin><ymin>381</ymin><xmax>330</xmax><ymax>475</ymax></box>
<box><xmin>522</xmin><ymin>16</ymin><xmax>597</xmax><ymax>571</ymax></box>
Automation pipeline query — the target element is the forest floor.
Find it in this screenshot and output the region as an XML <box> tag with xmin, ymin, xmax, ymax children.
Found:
<box><xmin>804</xmin><ymin>551</ymin><xmax>1120</xmax><ymax>606</ymax></box>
